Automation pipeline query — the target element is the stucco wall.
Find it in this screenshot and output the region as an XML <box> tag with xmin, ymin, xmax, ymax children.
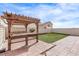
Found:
<box><xmin>0</xmin><ymin>18</ymin><xmax>53</xmax><ymax>37</ymax></box>
<box><xmin>0</xmin><ymin>26</ymin><xmax>5</xmax><ymax>50</ymax></box>
<box><xmin>5</xmin><ymin>25</ymin><xmax>52</xmax><ymax>37</ymax></box>
<box><xmin>52</xmin><ymin>28</ymin><xmax>79</xmax><ymax>35</ymax></box>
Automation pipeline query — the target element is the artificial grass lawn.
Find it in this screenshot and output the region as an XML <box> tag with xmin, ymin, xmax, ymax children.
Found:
<box><xmin>38</xmin><ymin>33</ymin><xmax>68</xmax><ymax>43</ymax></box>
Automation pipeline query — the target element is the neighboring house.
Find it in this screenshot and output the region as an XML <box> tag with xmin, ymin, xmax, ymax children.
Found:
<box><xmin>27</xmin><ymin>21</ymin><xmax>53</xmax><ymax>33</ymax></box>
<box><xmin>39</xmin><ymin>21</ymin><xmax>53</xmax><ymax>33</ymax></box>
<box><xmin>0</xmin><ymin>16</ymin><xmax>53</xmax><ymax>37</ymax></box>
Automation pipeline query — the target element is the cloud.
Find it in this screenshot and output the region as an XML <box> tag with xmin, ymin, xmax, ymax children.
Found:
<box><xmin>0</xmin><ymin>3</ymin><xmax>79</xmax><ymax>28</ymax></box>
<box><xmin>50</xmin><ymin>3</ymin><xmax>79</xmax><ymax>28</ymax></box>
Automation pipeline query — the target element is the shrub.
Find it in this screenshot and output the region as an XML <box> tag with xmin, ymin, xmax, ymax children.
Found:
<box><xmin>29</xmin><ymin>28</ymin><xmax>35</xmax><ymax>32</ymax></box>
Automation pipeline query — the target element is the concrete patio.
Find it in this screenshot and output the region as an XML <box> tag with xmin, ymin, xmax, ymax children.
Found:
<box><xmin>0</xmin><ymin>38</ymin><xmax>55</xmax><ymax>56</ymax></box>
<box><xmin>47</xmin><ymin>36</ymin><xmax>79</xmax><ymax>56</ymax></box>
<box><xmin>0</xmin><ymin>36</ymin><xmax>79</xmax><ymax>56</ymax></box>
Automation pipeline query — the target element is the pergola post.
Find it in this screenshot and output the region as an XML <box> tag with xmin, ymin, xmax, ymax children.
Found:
<box><xmin>7</xmin><ymin>20</ymin><xmax>12</xmax><ymax>51</ymax></box>
<box><xmin>25</xmin><ymin>24</ymin><xmax>28</xmax><ymax>46</ymax></box>
<box><xmin>36</xmin><ymin>23</ymin><xmax>39</xmax><ymax>42</ymax></box>
<box><xmin>2</xmin><ymin>12</ymin><xmax>40</xmax><ymax>50</ymax></box>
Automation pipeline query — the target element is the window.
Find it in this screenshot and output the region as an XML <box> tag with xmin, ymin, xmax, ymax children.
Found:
<box><xmin>47</xmin><ymin>24</ymin><xmax>50</xmax><ymax>27</ymax></box>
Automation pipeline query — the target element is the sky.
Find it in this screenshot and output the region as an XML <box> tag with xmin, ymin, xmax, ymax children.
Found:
<box><xmin>0</xmin><ymin>3</ymin><xmax>79</xmax><ymax>28</ymax></box>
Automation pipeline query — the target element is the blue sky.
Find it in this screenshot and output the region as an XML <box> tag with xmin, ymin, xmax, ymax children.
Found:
<box><xmin>0</xmin><ymin>3</ymin><xmax>79</xmax><ymax>28</ymax></box>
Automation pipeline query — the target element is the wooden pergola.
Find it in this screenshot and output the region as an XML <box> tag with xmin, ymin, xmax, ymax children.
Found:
<box><xmin>1</xmin><ymin>12</ymin><xmax>40</xmax><ymax>51</ymax></box>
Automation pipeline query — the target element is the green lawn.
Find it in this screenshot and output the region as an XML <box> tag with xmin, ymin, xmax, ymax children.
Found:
<box><xmin>38</xmin><ymin>33</ymin><xmax>68</xmax><ymax>43</ymax></box>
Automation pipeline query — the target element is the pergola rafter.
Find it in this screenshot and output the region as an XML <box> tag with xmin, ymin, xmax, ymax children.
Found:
<box><xmin>1</xmin><ymin>12</ymin><xmax>40</xmax><ymax>51</ymax></box>
<box><xmin>2</xmin><ymin>12</ymin><xmax>40</xmax><ymax>24</ymax></box>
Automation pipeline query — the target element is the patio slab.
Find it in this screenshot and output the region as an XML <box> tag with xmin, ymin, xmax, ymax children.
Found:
<box><xmin>0</xmin><ymin>38</ymin><xmax>55</xmax><ymax>56</ymax></box>
<box><xmin>47</xmin><ymin>36</ymin><xmax>79</xmax><ymax>56</ymax></box>
<box><xmin>1</xmin><ymin>36</ymin><xmax>79</xmax><ymax>56</ymax></box>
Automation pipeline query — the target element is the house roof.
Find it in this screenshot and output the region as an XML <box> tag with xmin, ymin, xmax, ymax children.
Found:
<box><xmin>39</xmin><ymin>21</ymin><xmax>53</xmax><ymax>26</ymax></box>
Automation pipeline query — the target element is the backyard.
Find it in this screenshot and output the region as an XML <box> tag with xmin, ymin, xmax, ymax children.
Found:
<box><xmin>38</xmin><ymin>33</ymin><xmax>68</xmax><ymax>43</ymax></box>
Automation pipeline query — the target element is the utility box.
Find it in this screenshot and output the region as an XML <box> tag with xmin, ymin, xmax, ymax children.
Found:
<box><xmin>0</xmin><ymin>25</ymin><xmax>5</xmax><ymax>53</ymax></box>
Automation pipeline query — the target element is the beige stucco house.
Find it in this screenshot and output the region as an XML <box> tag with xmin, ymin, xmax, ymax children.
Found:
<box><xmin>0</xmin><ymin>17</ymin><xmax>53</xmax><ymax>37</ymax></box>
<box><xmin>18</xmin><ymin>21</ymin><xmax>53</xmax><ymax>33</ymax></box>
<box><xmin>11</xmin><ymin>21</ymin><xmax>53</xmax><ymax>33</ymax></box>
<box><xmin>39</xmin><ymin>22</ymin><xmax>53</xmax><ymax>33</ymax></box>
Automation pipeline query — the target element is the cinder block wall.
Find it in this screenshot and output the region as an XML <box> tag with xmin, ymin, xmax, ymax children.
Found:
<box><xmin>52</xmin><ymin>28</ymin><xmax>79</xmax><ymax>36</ymax></box>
